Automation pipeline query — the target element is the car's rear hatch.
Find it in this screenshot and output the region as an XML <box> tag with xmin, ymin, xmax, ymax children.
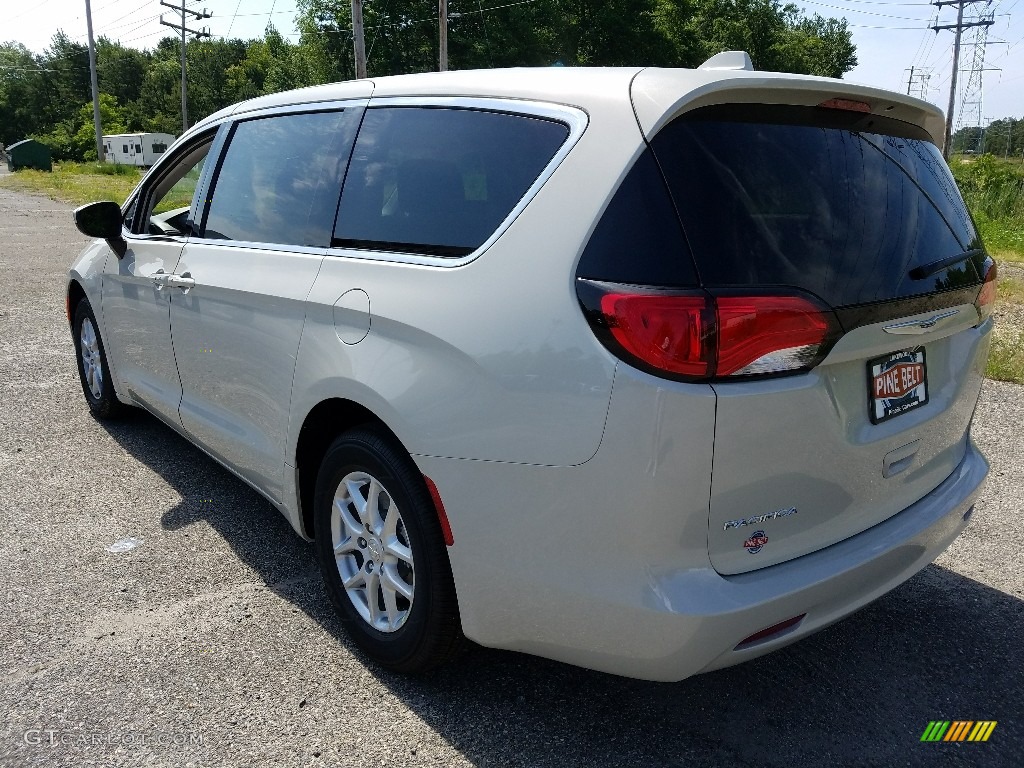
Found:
<box><xmin>630</xmin><ymin>73</ymin><xmax>994</xmax><ymax>575</ymax></box>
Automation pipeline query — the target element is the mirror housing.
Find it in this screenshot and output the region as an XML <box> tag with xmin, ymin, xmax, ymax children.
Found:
<box><xmin>74</xmin><ymin>201</ymin><xmax>127</xmax><ymax>257</ymax></box>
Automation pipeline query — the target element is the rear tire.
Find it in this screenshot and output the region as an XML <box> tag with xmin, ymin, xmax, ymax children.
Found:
<box><xmin>313</xmin><ymin>427</ymin><xmax>463</xmax><ymax>672</ymax></box>
<box><xmin>73</xmin><ymin>299</ymin><xmax>125</xmax><ymax>419</ymax></box>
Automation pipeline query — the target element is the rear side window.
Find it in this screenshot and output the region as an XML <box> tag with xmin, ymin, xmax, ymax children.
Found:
<box><xmin>203</xmin><ymin>109</ymin><xmax>361</xmax><ymax>247</ymax></box>
<box><xmin>333</xmin><ymin>107</ymin><xmax>570</xmax><ymax>257</ymax></box>
<box><xmin>576</xmin><ymin>148</ymin><xmax>697</xmax><ymax>286</ymax></box>
<box><xmin>651</xmin><ymin>105</ymin><xmax>984</xmax><ymax>308</ymax></box>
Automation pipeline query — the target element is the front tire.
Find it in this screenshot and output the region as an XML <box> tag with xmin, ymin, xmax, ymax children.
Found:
<box><xmin>313</xmin><ymin>427</ymin><xmax>463</xmax><ymax>672</ymax></box>
<box><xmin>73</xmin><ymin>299</ymin><xmax>125</xmax><ymax>419</ymax></box>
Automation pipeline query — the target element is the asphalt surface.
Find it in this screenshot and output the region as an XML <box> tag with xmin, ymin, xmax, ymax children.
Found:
<box><xmin>0</xmin><ymin>184</ymin><xmax>1022</xmax><ymax>768</ymax></box>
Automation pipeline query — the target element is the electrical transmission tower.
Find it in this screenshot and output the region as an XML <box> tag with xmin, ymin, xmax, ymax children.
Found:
<box><xmin>905</xmin><ymin>67</ymin><xmax>934</xmax><ymax>101</ymax></box>
<box><xmin>931</xmin><ymin>0</ymin><xmax>994</xmax><ymax>158</ymax></box>
<box><xmin>160</xmin><ymin>1</ymin><xmax>211</xmax><ymax>132</ymax></box>
<box><xmin>955</xmin><ymin>10</ymin><xmax>995</xmax><ymax>153</ymax></box>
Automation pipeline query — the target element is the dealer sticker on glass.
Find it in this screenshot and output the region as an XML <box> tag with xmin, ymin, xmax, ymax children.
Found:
<box><xmin>868</xmin><ymin>347</ymin><xmax>928</xmax><ymax>424</ymax></box>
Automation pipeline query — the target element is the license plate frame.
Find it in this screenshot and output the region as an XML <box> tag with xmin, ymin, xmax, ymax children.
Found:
<box><xmin>867</xmin><ymin>347</ymin><xmax>929</xmax><ymax>425</ymax></box>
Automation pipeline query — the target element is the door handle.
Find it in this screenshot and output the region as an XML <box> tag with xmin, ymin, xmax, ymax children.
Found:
<box><xmin>164</xmin><ymin>272</ymin><xmax>195</xmax><ymax>290</ymax></box>
<box><xmin>152</xmin><ymin>271</ymin><xmax>195</xmax><ymax>293</ymax></box>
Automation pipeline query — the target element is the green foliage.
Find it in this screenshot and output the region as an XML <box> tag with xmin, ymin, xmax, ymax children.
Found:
<box><xmin>987</xmin><ymin>329</ymin><xmax>1024</xmax><ymax>385</ymax></box>
<box><xmin>949</xmin><ymin>155</ymin><xmax>1024</xmax><ymax>220</ymax></box>
<box><xmin>2</xmin><ymin>3</ymin><xmax>858</xmax><ymax>161</ymax></box>
<box><xmin>0</xmin><ymin>161</ymin><xmax>142</xmax><ymax>204</ymax></box>
<box><xmin>1</xmin><ymin>27</ymin><xmax>320</xmax><ymax>159</ymax></box>
<box><xmin>294</xmin><ymin>0</ymin><xmax>857</xmax><ymax>76</ymax></box>
<box><xmin>75</xmin><ymin>162</ymin><xmax>139</xmax><ymax>176</ymax></box>
<box><xmin>953</xmin><ymin>118</ymin><xmax>1024</xmax><ymax>159</ymax></box>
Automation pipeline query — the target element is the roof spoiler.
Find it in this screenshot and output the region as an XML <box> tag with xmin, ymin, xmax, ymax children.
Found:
<box><xmin>699</xmin><ymin>51</ymin><xmax>753</xmax><ymax>71</ymax></box>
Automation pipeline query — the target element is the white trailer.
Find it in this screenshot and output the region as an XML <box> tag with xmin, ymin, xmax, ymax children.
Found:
<box><xmin>102</xmin><ymin>133</ymin><xmax>175</xmax><ymax>167</ymax></box>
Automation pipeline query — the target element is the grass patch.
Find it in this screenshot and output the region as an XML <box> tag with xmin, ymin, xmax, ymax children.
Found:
<box><xmin>987</xmin><ymin>330</ymin><xmax>1024</xmax><ymax>385</ymax></box>
<box><xmin>0</xmin><ymin>161</ymin><xmax>142</xmax><ymax>205</ymax></box>
<box><xmin>996</xmin><ymin>273</ymin><xmax>1024</xmax><ymax>304</ymax></box>
<box><xmin>975</xmin><ymin>214</ymin><xmax>1024</xmax><ymax>264</ymax></box>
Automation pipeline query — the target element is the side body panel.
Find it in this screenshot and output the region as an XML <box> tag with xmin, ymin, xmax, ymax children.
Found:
<box><xmin>289</xmin><ymin>94</ymin><xmax>643</xmax><ymax>469</ymax></box>
<box><xmin>99</xmin><ymin>238</ymin><xmax>186</xmax><ymax>424</ymax></box>
<box><xmin>169</xmin><ymin>244</ymin><xmax>325</xmax><ymax>504</ymax></box>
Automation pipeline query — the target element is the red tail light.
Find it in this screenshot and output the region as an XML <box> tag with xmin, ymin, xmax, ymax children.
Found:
<box><xmin>599</xmin><ymin>293</ymin><xmax>714</xmax><ymax>377</ymax></box>
<box><xmin>975</xmin><ymin>259</ymin><xmax>997</xmax><ymax>323</ymax></box>
<box><xmin>581</xmin><ymin>282</ymin><xmax>838</xmax><ymax>381</ymax></box>
<box><xmin>717</xmin><ymin>296</ymin><xmax>835</xmax><ymax>376</ymax></box>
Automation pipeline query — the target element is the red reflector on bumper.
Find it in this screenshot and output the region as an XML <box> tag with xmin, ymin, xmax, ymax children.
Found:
<box><xmin>423</xmin><ymin>475</ymin><xmax>454</xmax><ymax>546</ymax></box>
<box><xmin>735</xmin><ymin>614</ymin><xmax>806</xmax><ymax>649</ymax></box>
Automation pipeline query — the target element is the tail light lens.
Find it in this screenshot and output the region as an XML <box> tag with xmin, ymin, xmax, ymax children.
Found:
<box><xmin>579</xmin><ymin>281</ymin><xmax>839</xmax><ymax>382</ymax></box>
<box><xmin>599</xmin><ymin>293</ymin><xmax>714</xmax><ymax>377</ymax></box>
<box><xmin>975</xmin><ymin>258</ymin><xmax>997</xmax><ymax>323</ymax></box>
<box><xmin>717</xmin><ymin>295</ymin><xmax>836</xmax><ymax>376</ymax></box>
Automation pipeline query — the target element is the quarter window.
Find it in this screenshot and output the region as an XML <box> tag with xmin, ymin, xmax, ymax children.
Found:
<box><xmin>333</xmin><ymin>107</ymin><xmax>570</xmax><ymax>257</ymax></box>
<box><xmin>202</xmin><ymin>110</ymin><xmax>360</xmax><ymax>248</ymax></box>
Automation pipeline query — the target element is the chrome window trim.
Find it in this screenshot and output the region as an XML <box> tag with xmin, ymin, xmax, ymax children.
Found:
<box><xmin>178</xmin><ymin>239</ymin><xmax>327</xmax><ymax>257</ymax></box>
<box><xmin>324</xmin><ymin>97</ymin><xmax>589</xmax><ymax>268</ymax></box>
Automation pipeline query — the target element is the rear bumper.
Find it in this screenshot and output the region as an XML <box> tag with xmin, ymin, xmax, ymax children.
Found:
<box><xmin>423</xmin><ymin>430</ymin><xmax>987</xmax><ymax>682</ymax></box>
<box><xmin>695</xmin><ymin>437</ymin><xmax>987</xmax><ymax>675</ymax></box>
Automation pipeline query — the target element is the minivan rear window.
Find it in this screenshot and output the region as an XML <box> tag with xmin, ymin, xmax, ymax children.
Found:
<box><xmin>651</xmin><ymin>104</ymin><xmax>985</xmax><ymax>308</ymax></box>
<box><xmin>333</xmin><ymin>107</ymin><xmax>570</xmax><ymax>257</ymax></box>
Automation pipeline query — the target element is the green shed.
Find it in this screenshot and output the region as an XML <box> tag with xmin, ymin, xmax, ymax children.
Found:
<box><xmin>7</xmin><ymin>139</ymin><xmax>52</xmax><ymax>172</ymax></box>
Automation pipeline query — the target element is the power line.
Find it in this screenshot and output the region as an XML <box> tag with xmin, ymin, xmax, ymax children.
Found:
<box><xmin>226</xmin><ymin>0</ymin><xmax>244</xmax><ymax>38</ymax></box>
<box><xmin>798</xmin><ymin>0</ymin><xmax>936</xmax><ymax>22</ymax></box>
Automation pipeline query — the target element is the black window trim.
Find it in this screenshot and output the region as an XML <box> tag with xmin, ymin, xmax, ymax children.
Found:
<box><xmin>324</xmin><ymin>96</ymin><xmax>589</xmax><ymax>268</ymax></box>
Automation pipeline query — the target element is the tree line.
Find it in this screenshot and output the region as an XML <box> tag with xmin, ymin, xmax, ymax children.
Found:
<box><xmin>952</xmin><ymin>119</ymin><xmax>1024</xmax><ymax>160</ymax></box>
<box><xmin>0</xmin><ymin>0</ymin><xmax>863</xmax><ymax>161</ymax></box>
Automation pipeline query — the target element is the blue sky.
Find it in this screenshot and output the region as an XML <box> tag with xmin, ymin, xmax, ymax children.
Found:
<box><xmin>6</xmin><ymin>0</ymin><xmax>1024</xmax><ymax>121</ymax></box>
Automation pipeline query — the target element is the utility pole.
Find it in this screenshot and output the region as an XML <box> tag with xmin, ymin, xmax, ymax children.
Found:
<box><xmin>351</xmin><ymin>0</ymin><xmax>366</xmax><ymax>78</ymax></box>
<box><xmin>439</xmin><ymin>0</ymin><xmax>448</xmax><ymax>71</ymax></box>
<box><xmin>84</xmin><ymin>0</ymin><xmax>104</xmax><ymax>162</ymax></box>
<box><xmin>931</xmin><ymin>0</ymin><xmax>993</xmax><ymax>158</ymax></box>
<box><xmin>160</xmin><ymin>2</ymin><xmax>211</xmax><ymax>133</ymax></box>
<box><xmin>906</xmin><ymin>65</ymin><xmax>915</xmax><ymax>95</ymax></box>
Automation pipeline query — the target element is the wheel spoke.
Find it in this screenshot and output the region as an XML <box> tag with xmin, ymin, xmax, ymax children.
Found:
<box><xmin>381</xmin><ymin>564</ymin><xmax>413</xmax><ymax>601</ymax></box>
<box><xmin>382</xmin><ymin>501</ymin><xmax>400</xmax><ymax>539</ymax></box>
<box><xmin>345</xmin><ymin>477</ymin><xmax>367</xmax><ymax>524</ymax></box>
<box><xmin>365</xmin><ymin>569</ymin><xmax>381</xmax><ymax>625</ymax></box>
<box><xmin>381</xmin><ymin>577</ymin><xmax>400</xmax><ymax>628</ymax></box>
<box><xmin>335</xmin><ymin>498</ymin><xmax>363</xmax><ymax>541</ymax></box>
<box><xmin>385</xmin><ymin>539</ymin><xmax>413</xmax><ymax>566</ymax></box>
<box><xmin>342</xmin><ymin>569</ymin><xmax>366</xmax><ymax>590</ymax></box>
<box><xmin>333</xmin><ymin>537</ymin><xmax>359</xmax><ymax>556</ymax></box>
<box><xmin>365</xmin><ymin>478</ymin><xmax>382</xmax><ymax>533</ymax></box>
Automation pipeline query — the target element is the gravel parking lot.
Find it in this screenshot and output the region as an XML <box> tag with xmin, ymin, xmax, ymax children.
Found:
<box><xmin>1</xmin><ymin>185</ymin><xmax>1021</xmax><ymax>767</ymax></box>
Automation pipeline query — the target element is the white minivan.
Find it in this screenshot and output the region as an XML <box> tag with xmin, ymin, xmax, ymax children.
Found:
<box><xmin>68</xmin><ymin>55</ymin><xmax>994</xmax><ymax>681</ymax></box>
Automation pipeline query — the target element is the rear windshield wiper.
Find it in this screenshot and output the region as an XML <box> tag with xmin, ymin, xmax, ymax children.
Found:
<box><xmin>909</xmin><ymin>250</ymin><xmax>984</xmax><ymax>281</ymax></box>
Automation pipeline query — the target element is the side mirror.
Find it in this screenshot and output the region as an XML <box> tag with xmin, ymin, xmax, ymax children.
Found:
<box><xmin>74</xmin><ymin>201</ymin><xmax>127</xmax><ymax>257</ymax></box>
